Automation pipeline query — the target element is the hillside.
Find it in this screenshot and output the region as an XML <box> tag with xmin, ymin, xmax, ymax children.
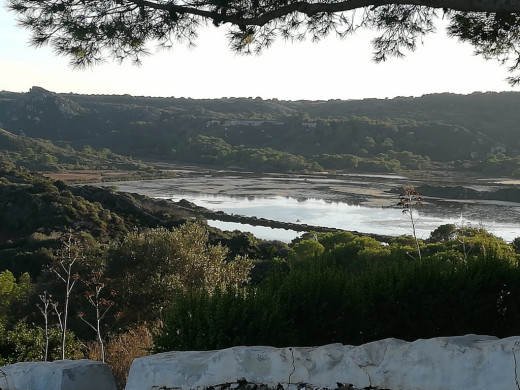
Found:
<box><xmin>0</xmin><ymin>126</ymin><xmax>158</xmax><ymax>173</ymax></box>
<box><xmin>2</xmin><ymin>88</ymin><xmax>520</xmax><ymax>384</ymax></box>
<box><xmin>0</xmin><ymin>165</ymin><xmax>266</xmax><ymax>277</ymax></box>
<box><xmin>1</xmin><ymin>87</ymin><xmax>519</xmax><ymax>175</ymax></box>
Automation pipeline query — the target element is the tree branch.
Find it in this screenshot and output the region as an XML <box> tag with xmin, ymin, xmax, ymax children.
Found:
<box><xmin>136</xmin><ymin>0</ymin><xmax>520</xmax><ymax>27</ymax></box>
<box><xmin>9</xmin><ymin>0</ymin><xmax>520</xmax><ymax>82</ymax></box>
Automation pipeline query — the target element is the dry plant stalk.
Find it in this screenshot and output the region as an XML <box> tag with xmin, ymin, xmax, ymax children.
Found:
<box><xmin>86</xmin><ymin>325</ymin><xmax>154</xmax><ymax>390</ymax></box>
<box><xmin>397</xmin><ymin>185</ymin><xmax>423</xmax><ymax>260</ymax></box>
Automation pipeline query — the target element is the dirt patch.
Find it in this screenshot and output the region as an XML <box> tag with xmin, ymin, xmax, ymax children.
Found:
<box><xmin>44</xmin><ymin>171</ymin><xmax>104</xmax><ymax>181</ymax></box>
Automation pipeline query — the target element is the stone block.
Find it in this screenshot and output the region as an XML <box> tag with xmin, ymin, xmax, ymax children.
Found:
<box><xmin>0</xmin><ymin>359</ymin><xmax>117</xmax><ymax>390</ymax></box>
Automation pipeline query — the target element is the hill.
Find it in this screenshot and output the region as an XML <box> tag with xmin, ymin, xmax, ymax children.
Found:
<box><xmin>0</xmin><ymin>165</ymin><xmax>252</xmax><ymax>277</ymax></box>
<box><xmin>0</xmin><ymin>126</ymin><xmax>156</xmax><ymax>173</ymax></box>
<box><xmin>1</xmin><ymin>88</ymin><xmax>519</xmax><ymax>175</ymax></box>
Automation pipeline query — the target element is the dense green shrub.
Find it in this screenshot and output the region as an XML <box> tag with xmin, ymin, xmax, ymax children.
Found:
<box><xmin>0</xmin><ymin>320</ymin><xmax>83</xmax><ymax>365</ymax></box>
<box><xmin>271</xmin><ymin>259</ymin><xmax>366</xmax><ymax>346</ymax></box>
<box><xmin>154</xmin><ymin>287</ymin><xmax>292</xmax><ymax>352</ymax></box>
<box><xmin>0</xmin><ymin>271</ymin><xmax>32</xmax><ymax>326</ymax></box>
<box><xmin>155</xmin><ymin>255</ymin><xmax>520</xmax><ymax>352</ymax></box>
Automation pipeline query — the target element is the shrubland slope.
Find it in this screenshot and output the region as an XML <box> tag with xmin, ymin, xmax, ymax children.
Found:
<box><xmin>1</xmin><ymin>88</ymin><xmax>519</xmax><ymax>175</ymax></box>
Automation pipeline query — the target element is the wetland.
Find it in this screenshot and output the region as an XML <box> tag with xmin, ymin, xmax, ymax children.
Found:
<box><xmin>102</xmin><ymin>166</ymin><xmax>520</xmax><ymax>242</ymax></box>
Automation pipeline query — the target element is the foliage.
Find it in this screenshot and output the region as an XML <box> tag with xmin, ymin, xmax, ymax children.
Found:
<box><xmin>454</xmin><ymin>226</ymin><xmax>516</xmax><ymax>262</ymax></box>
<box><xmin>293</xmin><ymin>231</ymin><xmax>392</xmax><ymax>273</ymax></box>
<box><xmin>106</xmin><ymin>223</ymin><xmax>253</xmax><ymax>324</ymax></box>
<box><xmin>4</xmin><ymin>89</ymin><xmax>520</xmax><ymax>176</ymax></box>
<box><xmin>0</xmin><ymin>128</ymin><xmax>151</xmax><ymax>172</ymax></box>
<box><xmin>8</xmin><ymin>0</ymin><xmax>520</xmax><ymax>83</ymax></box>
<box><xmin>318</xmin><ymin>231</ymin><xmax>357</xmax><ymax>251</ymax></box>
<box><xmin>0</xmin><ymin>271</ymin><xmax>32</xmax><ymax>326</ymax></box>
<box><xmin>155</xmin><ymin>254</ymin><xmax>520</xmax><ymax>352</ymax></box>
<box><xmin>0</xmin><ymin>166</ymin><xmax>127</xmax><ymax>245</ymax></box>
<box><xmin>429</xmin><ymin>223</ymin><xmax>457</xmax><ymax>242</ymax></box>
<box><xmin>0</xmin><ymin>320</ymin><xmax>83</xmax><ymax>365</ymax></box>
<box><xmin>2</xmin><ymin>160</ymin><xmax>520</xmax><ymax>376</ymax></box>
<box><xmin>86</xmin><ymin>324</ymin><xmax>154</xmax><ymax>390</ymax></box>
<box><xmin>512</xmin><ymin>237</ymin><xmax>520</xmax><ymax>254</ymax></box>
<box><xmin>474</xmin><ymin>153</ymin><xmax>520</xmax><ymax>176</ymax></box>
<box><xmin>175</xmin><ymin>136</ymin><xmax>323</xmax><ymax>172</ymax></box>
<box><xmin>0</xmin><ymin>165</ymin><xmax>198</xmax><ymax>281</ymax></box>
<box><xmin>154</xmin><ymin>286</ymin><xmax>293</xmax><ymax>352</ymax></box>
<box><xmin>448</xmin><ymin>12</ymin><xmax>520</xmax><ymax>85</ymax></box>
<box><xmin>288</xmin><ymin>239</ymin><xmax>325</xmax><ymax>263</ymax></box>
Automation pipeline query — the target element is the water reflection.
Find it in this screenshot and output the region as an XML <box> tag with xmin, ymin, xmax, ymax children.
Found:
<box><xmin>104</xmin><ymin>172</ymin><xmax>520</xmax><ymax>243</ymax></box>
<box><xmin>208</xmin><ymin>220</ymin><xmax>300</xmax><ymax>243</ymax></box>
<box><xmin>162</xmin><ymin>194</ymin><xmax>520</xmax><ymax>242</ymax></box>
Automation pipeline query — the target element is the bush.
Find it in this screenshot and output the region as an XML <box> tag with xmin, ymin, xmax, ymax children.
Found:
<box><xmin>87</xmin><ymin>325</ymin><xmax>154</xmax><ymax>390</ymax></box>
<box><xmin>107</xmin><ymin>223</ymin><xmax>253</xmax><ymax>324</ymax></box>
<box><xmin>154</xmin><ymin>286</ymin><xmax>292</xmax><ymax>352</ymax></box>
<box><xmin>0</xmin><ymin>320</ymin><xmax>83</xmax><ymax>365</ymax></box>
<box><xmin>154</xmin><ymin>259</ymin><xmax>362</xmax><ymax>351</ymax></box>
<box><xmin>155</xmin><ymin>255</ymin><xmax>520</xmax><ymax>352</ymax></box>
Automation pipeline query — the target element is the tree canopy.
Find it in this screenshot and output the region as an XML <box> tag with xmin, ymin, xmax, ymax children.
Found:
<box><xmin>106</xmin><ymin>223</ymin><xmax>253</xmax><ymax>323</ymax></box>
<box><xmin>8</xmin><ymin>0</ymin><xmax>520</xmax><ymax>83</ymax></box>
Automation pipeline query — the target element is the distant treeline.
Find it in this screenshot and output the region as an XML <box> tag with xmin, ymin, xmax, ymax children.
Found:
<box><xmin>1</xmin><ymin>88</ymin><xmax>520</xmax><ymax>175</ymax></box>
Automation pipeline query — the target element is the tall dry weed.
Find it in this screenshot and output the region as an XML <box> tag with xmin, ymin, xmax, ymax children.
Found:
<box><xmin>86</xmin><ymin>324</ymin><xmax>154</xmax><ymax>390</ymax></box>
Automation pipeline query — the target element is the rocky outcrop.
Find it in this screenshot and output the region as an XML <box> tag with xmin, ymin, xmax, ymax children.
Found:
<box><xmin>0</xmin><ymin>359</ymin><xmax>116</xmax><ymax>390</ymax></box>
<box><xmin>19</xmin><ymin>86</ymin><xmax>88</xmax><ymax>120</ymax></box>
<box><xmin>125</xmin><ymin>335</ymin><xmax>520</xmax><ymax>390</ymax></box>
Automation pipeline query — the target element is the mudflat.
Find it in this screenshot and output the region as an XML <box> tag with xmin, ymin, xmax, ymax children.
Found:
<box><xmin>103</xmin><ymin>165</ymin><xmax>517</xmax><ymax>207</ymax></box>
<box><xmin>101</xmin><ymin>166</ymin><xmax>520</xmax><ymax>237</ymax></box>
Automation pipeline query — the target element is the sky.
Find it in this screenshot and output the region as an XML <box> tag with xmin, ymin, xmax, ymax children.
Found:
<box><xmin>1</xmin><ymin>4</ymin><xmax>519</xmax><ymax>100</ymax></box>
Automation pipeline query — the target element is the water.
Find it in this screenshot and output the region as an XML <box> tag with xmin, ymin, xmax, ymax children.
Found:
<box><xmin>160</xmin><ymin>193</ymin><xmax>520</xmax><ymax>242</ymax></box>
<box><xmin>208</xmin><ymin>220</ymin><xmax>300</xmax><ymax>242</ymax></box>
<box><xmin>105</xmin><ymin>170</ymin><xmax>520</xmax><ymax>243</ymax></box>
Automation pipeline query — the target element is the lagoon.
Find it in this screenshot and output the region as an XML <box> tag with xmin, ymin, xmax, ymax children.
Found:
<box><xmin>165</xmin><ymin>193</ymin><xmax>520</xmax><ymax>242</ymax></box>
<box><xmin>106</xmin><ymin>169</ymin><xmax>520</xmax><ymax>242</ymax></box>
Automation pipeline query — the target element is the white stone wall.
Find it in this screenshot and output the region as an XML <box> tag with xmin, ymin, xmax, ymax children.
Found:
<box><xmin>125</xmin><ymin>335</ymin><xmax>520</xmax><ymax>390</ymax></box>
<box><xmin>0</xmin><ymin>359</ymin><xmax>116</xmax><ymax>390</ymax></box>
<box><xmin>2</xmin><ymin>335</ymin><xmax>519</xmax><ymax>390</ymax></box>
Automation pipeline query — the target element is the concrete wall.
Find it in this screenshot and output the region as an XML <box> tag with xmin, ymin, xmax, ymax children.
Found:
<box><xmin>2</xmin><ymin>335</ymin><xmax>519</xmax><ymax>390</ymax></box>
<box><xmin>125</xmin><ymin>335</ymin><xmax>520</xmax><ymax>390</ymax></box>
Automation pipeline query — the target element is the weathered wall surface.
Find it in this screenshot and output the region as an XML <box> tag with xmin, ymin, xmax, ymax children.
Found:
<box><xmin>125</xmin><ymin>334</ymin><xmax>520</xmax><ymax>390</ymax></box>
<box><xmin>0</xmin><ymin>359</ymin><xmax>117</xmax><ymax>390</ymax></box>
<box><xmin>2</xmin><ymin>335</ymin><xmax>519</xmax><ymax>390</ymax></box>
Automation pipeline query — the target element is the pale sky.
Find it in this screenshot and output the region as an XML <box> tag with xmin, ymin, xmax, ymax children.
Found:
<box><xmin>1</xmin><ymin>4</ymin><xmax>518</xmax><ymax>100</ymax></box>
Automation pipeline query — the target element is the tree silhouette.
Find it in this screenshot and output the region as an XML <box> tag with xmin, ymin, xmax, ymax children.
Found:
<box><xmin>7</xmin><ymin>0</ymin><xmax>520</xmax><ymax>83</ymax></box>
